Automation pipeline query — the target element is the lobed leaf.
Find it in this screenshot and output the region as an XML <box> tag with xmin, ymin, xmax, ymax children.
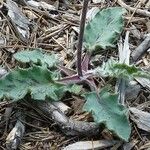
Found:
<box><xmin>0</xmin><ymin>66</ymin><xmax>81</xmax><ymax>101</ymax></box>
<box><xmin>94</xmin><ymin>59</ymin><xmax>150</xmax><ymax>79</ymax></box>
<box><xmin>83</xmin><ymin>89</ymin><xmax>131</xmax><ymax>141</ymax></box>
<box><xmin>13</xmin><ymin>49</ymin><xmax>59</xmax><ymax>67</ymax></box>
<box><xmin>83</xmin><ymin>7</ymin><xmax>126</xmax><ymax>52</ymax></box>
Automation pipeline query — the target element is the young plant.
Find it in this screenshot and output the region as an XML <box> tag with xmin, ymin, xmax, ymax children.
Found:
<box><xmin>0</xmin><ymin>5</ymin><xmax>149</xmax><ymax>142</ymax></box>
<box><xmin>59</xmin><ymin>7</ymin><xmax>128</xmax><ymax>86</ymax></box>
<box><xmin>56</xmin><ymin>6</ymin><xmax>149</xmax><ymax>141</ymax></box>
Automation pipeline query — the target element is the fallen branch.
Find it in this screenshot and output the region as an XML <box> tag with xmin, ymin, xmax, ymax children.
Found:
<box><xmin>132</xmin><ymin>35</ymin><xmax>150</xmax><ymax>62</ymax></box>
<box><xmin>117</xmin><ymin>0</ymin><xmax>150</xmax><ymax>17</ymax></box>
<box><xmin>36</xmin><ymin>101</ymin><xmax>100</xmax><ymax>136</ymax></box>
<box><xmin>51</xmin><ymin>101</ymin><xmax>71</xmax><ymax>114</ymax></box>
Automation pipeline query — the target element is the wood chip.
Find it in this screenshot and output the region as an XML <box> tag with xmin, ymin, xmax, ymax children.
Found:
<box><xmin>130</xmin><ymin>107</ymin><xmax>150</xmax><ymax>132</ymax></box>
<box><xmin>63</xmin><ymin>140</ymin><xmax>118</xmax><ymax>150</ymax></box>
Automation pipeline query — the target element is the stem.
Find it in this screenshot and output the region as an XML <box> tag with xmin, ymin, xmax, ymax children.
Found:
<box><xmin>77</xmin><ymin>0</ymin><xmax>89</xmax><ymax>77</ymax></box>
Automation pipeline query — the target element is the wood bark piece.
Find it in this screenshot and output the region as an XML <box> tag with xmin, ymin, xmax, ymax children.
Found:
<box><xmin>135</xmin><ymin>77</ymin><xmax>150</xmax><ymax>91</ymax></box>
<box><xmin>5</xmin><ymin>0</ymin><xmax>31</xmax><ymax>43</ymax></box>
<box><xmin>125</xmin><ymin>81</ymin><xmax>141</xmax><ymax>101</ymax></box>
<box><xmin>123</xmin><ymin>140</ymin><xmax>138</xmax><ymax>150</ymax></box>
<box><xmin>36</xmin><ymin>101</ymin><xmax>100</xmax><ymax>136</ymax></box>
<box><xmin>51</xmin><ymin>101</ymin><xmax>71</xmax><ymax>114</ymax></box>
<box><xmin>132</xmin><ymin>35</ymin><xmax>150</xmax><ymax>62</ymax></box>
<box><xmin>6</xmin><ymin>116</ymin><xmax>25</xmax><ymax>150</ymax></box>
<box><xmin>130</xmin><ymin>107</ymin><xmax>150</xmax><ymax>132</ymax></box>
<box><xmin>63</xmin><ymin>140</ymin><xmax>118</xmax><ymax>150</ymax></box>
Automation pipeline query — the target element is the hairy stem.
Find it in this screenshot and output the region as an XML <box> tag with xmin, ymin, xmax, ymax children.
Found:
<box><xmin>77</xmin><ymin>0</ymin><xmax>89</xmax><ymax>77</ymax></box>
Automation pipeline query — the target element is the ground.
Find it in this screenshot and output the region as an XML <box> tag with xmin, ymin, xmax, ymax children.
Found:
<box><xmin>0</xmin><ymin>0</ymin><xmax>150</xmax><ymax>149</ymax></box>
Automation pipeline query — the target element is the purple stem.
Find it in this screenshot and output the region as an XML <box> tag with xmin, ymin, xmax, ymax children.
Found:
<box><xmin>77</xmin><ymin>0</ymin><xmax>89</xmax><ymax>77</ymax></box>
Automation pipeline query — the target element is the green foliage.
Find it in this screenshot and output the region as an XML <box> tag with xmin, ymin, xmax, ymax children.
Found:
<box><xmin>83</xmin><ymin>7</ymin><xmax>126</xmax><ymax>52</ymax></box>
<box><xmin>83</xmin><ymin>88</ymin><xmax>131</xmax><ymax>141</ymax></box>
<box><xmin>14</xmin><ymin>49</ymin><xmax>58</xmax><ymax>67</ymax></box>
<box><xmin>0</xmin><ymin>66</ymin><xmax>81</xmax><ymax>101</ymax></box>
<box><xmin>67</xmin><ymin>84</ymin><xmax>82</xmax><ymax>95</ymax></box>
<box><xmin>95</xmin><ymin>59</ymin><xmax>150</xmax><ymax>79</ymax></box>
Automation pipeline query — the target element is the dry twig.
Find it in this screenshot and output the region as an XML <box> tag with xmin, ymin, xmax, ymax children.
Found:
<box><xmin>132</xmin><ymin>35</ymin><xmax>150</xmax><ymax>62</ymax></box>
<box><xmin>117</xmin><ymin>0</ymin><xmax>150</xmax><ymax>17</ymax></box>
<box><xmin>36</xmin><ymin>101</ymin><xmax>100</xmax><ymax>136</ymax></box>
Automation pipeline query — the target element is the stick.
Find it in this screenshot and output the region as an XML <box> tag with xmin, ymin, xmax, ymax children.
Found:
<box><xmin>117</xmin><ymin>0</ymin><xmax>150</xmax><ymax>17</ymax></box>
<box><xmin>132</xmin><ymin>35</ymin><xmax>150</xmax><ymax>62</ymax></box>
<box><xmin>36</xmin><ymin>101</ymin><xmax>100</xmax><ymax>136</ymax></box>
<box><xmin>51</xmin><ymin>101</ymin><xmax>71</xmax><ymax>114</ymax></box>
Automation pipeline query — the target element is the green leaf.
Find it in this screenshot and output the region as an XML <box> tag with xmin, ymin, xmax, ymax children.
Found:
<box><xmin>0</xmin><ymin>66</ymin><xmax>80</xmax><ymax>101</ymax></box>
<box><xmin>83</xmin><ymin>7</ymin><xmax>126</xmax><ymax>52</ymax></box>
<box><xmin>95</xmin><ymin>59</ymin><xmax>150</xmax><ymax>79</ymax></box>
<box><xmin>83</xmin><ymin>89</ymin><xmax>131</xmax><ymax>141</ymax></box>
<box><xmin>13</xmin><ymin>49</ymin><xmax>59</xmax><ymax>67</ymax></box>
<box><xmin>66</xmin><ymin>84</ymin><xmax>82</xmax><ymax>95</ymax></box>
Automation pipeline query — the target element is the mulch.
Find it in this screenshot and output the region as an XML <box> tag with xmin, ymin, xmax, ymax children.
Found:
<box><xmin>0</xmin><ymin>0</ymin><xmax>150</xmax><ymax>149</ymax></box>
